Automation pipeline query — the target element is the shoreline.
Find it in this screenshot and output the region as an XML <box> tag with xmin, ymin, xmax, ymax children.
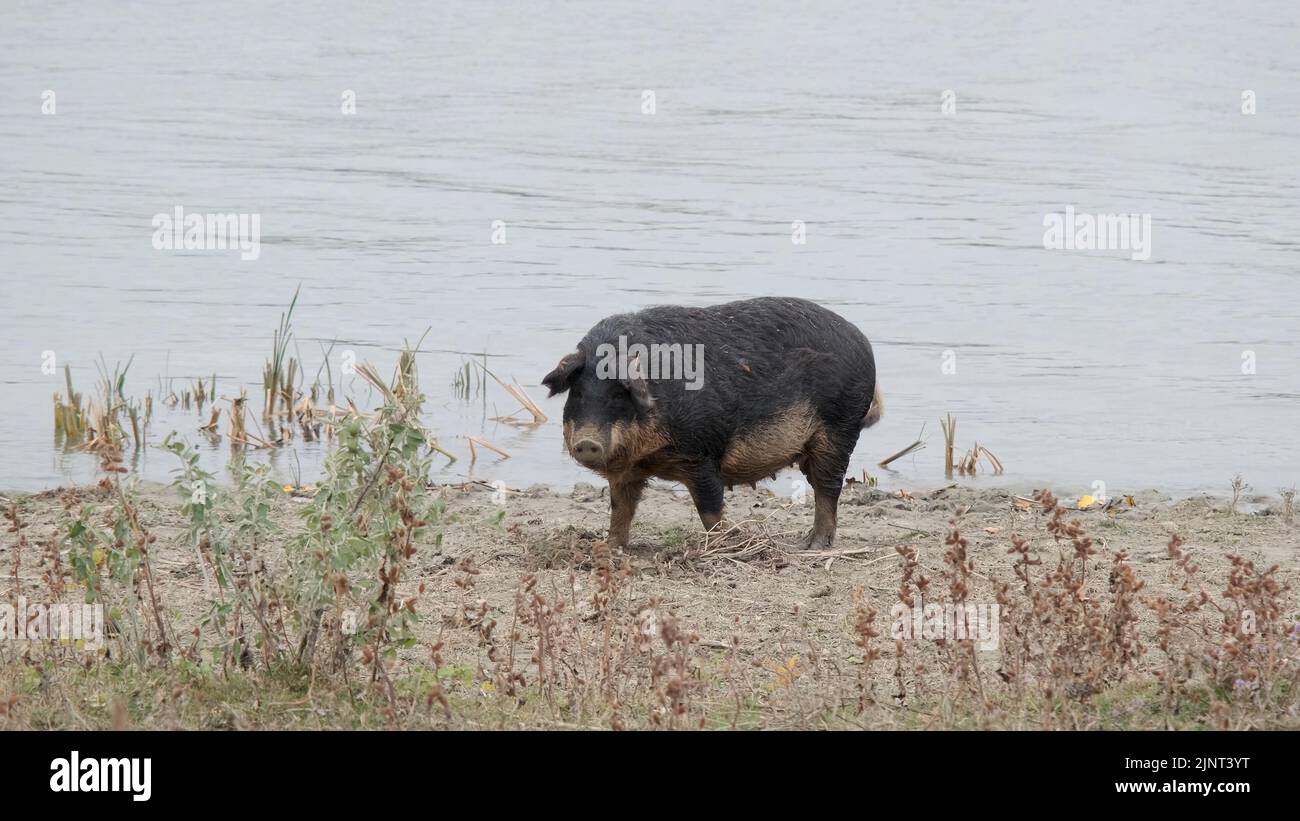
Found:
<box><xmin>4</xmin><ymin>473</ymin><xmax>1291</xmax><ymax>511</ymax></box>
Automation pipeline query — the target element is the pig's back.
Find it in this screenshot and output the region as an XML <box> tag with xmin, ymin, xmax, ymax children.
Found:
<box><xmin>626</xmin><ymin>297</ymin><xmax>876</xmax><ymax>439</ymax></box>
<box><xmin>636</xmin><ymin>297</ymin><xmax>872</xmax><ymax>369</ymax></box>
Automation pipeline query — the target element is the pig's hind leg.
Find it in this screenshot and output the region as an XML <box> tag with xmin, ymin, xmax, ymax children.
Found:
<box><xmin>800</xmin><ymin>436</ymin><xmax>853</xmax><ymax>551</ymax></box>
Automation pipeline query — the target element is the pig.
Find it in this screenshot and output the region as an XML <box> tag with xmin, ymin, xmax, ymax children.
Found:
<box><xmin>542</xmin><ymin>296</ymin><xmax>881</xmax><ymax>551</ymax></box>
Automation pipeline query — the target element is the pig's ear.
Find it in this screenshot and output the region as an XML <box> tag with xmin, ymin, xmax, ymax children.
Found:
<box><xmin>621</xmin><ymin>351</ymin><xmax>655</xmax><ymax>412</ymax></box>
<box><xmin>542</xmin><ymin>351</ymin><xmax>583</xmax><ymax>396</ymax></box>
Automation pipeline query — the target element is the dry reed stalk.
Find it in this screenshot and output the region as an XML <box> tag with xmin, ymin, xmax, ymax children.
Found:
<box><xmin>294</xmin><ymin>395</ymin><xmax>319</xmax><ymax>441</ymax></box>
<box><xmin>199</xmin><ymin>406</ymin><xmax>220</xmax><ymax>433</ymax></box>
<box><xmin>941</xmin><ymin>414</ymin><xmax>956</xmax><ymax>476</ymax></box>
<box><xmin>955</xmin><ymin>443</ymin><xmax>1004</xmax><ymax>475</ymax></box>
<box><xmin>693</xmin><ymin>516</ymin><xmax>794</xmax><ymax>567</ymax></box>
<box><xmin>227</xmin><ymin>394</ymin><xmax>276</xmax><ymax>447</ymax></box>
<box><xmin>979</xmin><ymin>444</ymin><xmax>1004</xmax><ymax>474</ymax></box>
<box><xmin>84</xmin><ymin>400</ymin><xmax>122</xmax><ymax>453</ymax></box>
<box><xmin>279</xmin><ymin>358</ymin><xmax>298</xmax><ymax>413</ymax></box>
<box><xmin>126</xmin><ymin>405</ymin><xmax>142</xmax><ymax>450</ymax></box>
<box><xmin>53</xmin><ymin>364</ymin><xmax>87</xmax><ymax>440</ymax></box>
<box><xmin>353</xmin><ymin>357</ymin><xmax>456</xmax><ymax>464</ymax></box>
<box><xmin>501</xmin><ymin>381</ymin><xmax>547</xmax><ymax>423</ymax></box>
<box><xmin>467</xmin><ymin>436</ymin><xmax>510</xmax><ymax>463</ymax></box>
<box><xmin>796</xmin><ymin>545</ymin><xmax>895</xmax><ymax>560</ymax></box>
<box><xmin>228</xmin><ymin>395</ymin><xmax>246</xmax><ymax>442</ymax></box>
<box><xmin>393</xmin><ymin>348</ymin><xmax>418</xmax><ymax>403</ymax></box>
<box><xmin>878</xmin><ymin>423</ymin><xmax>926</xmax><ymax>468</ymax></box>
<box><xmin>474</xmin><ymin>361</ymin><xmax>547</xmax><ymax>424</ymax></box>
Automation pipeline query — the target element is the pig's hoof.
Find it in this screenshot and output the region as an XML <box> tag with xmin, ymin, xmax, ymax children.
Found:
<box><xmin>802</xmin><ymin>531</ymin><xmax>834</xmax><ymax>551</ymax></box>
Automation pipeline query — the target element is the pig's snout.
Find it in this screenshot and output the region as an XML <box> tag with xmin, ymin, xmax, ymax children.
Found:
<box><xmin>572</xmin><ymin>438</ymin><xmax>606</xmax><ymax>468</ymax></box>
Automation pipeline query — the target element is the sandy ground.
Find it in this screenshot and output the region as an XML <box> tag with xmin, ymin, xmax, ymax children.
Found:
<box><xmin>2</xmin><ymin>477</ymin><xmax>1297</xmax><ymax>728</ymax></box>
<box><xmin>432</xmin><ymin>479</ymin><xmax>1300</xmax><ymax>663</ymax></box>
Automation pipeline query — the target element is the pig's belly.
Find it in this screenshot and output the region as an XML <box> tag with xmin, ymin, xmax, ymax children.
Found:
<box><xmin>719</xmin><ymin>402</ymin><xmax>820</xmax><ymax>485</ymax></box>
<box><xmin>720</xmin><ymin>455</ymin><xmax>802</xmax><ymax>486</ymax></box>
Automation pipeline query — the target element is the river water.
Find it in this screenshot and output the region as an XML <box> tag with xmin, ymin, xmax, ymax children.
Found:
<box><xmin>2</xmin><ymin>2</ymin><xmax>1298</xmax><ymax>499</ymax></box>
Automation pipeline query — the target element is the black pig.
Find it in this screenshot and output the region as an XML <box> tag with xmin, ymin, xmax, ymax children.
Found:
<box><xmin>542</xmin><ymin>297</ymin><xmax>881</xmax><ymax>550</ymax></box>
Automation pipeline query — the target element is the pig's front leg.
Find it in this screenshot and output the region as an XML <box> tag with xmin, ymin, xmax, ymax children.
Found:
<box><xmin>685</xmin><ymin>463</ymin><xmax>726</xmax><ymax>534</ymax></box>
<box><xmin>607</xmin><ymin>478</ymin><xmax>646</xmax><ymax>548</ymax></box>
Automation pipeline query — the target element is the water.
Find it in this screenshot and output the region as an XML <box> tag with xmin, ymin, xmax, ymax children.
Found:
<box><xmin>3</xmin><ymin>2</ymin><xmax>1298</xmax><ymax>499</ymax></box>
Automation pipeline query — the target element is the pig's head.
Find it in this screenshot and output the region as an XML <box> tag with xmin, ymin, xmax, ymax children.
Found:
<box><xmin>541</xmin><ymin>348</ymin><xmax>659</xmax><ymax>473</ymax></box>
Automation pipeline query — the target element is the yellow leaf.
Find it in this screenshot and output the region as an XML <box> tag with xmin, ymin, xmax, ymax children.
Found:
<box><xmin>765</xmin><ymin>656</ymin><xmax>801</xmax><ymax>690</ymax></box>
<box><xmin>282</xmin><ymin>484</ymin><xmax>294</xmax><ymax>493</ymax></box>
<box><xmin>1077</xmin><ymin>495</ymin><xmax>1096</xmax><ymax>510</ymax></box>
